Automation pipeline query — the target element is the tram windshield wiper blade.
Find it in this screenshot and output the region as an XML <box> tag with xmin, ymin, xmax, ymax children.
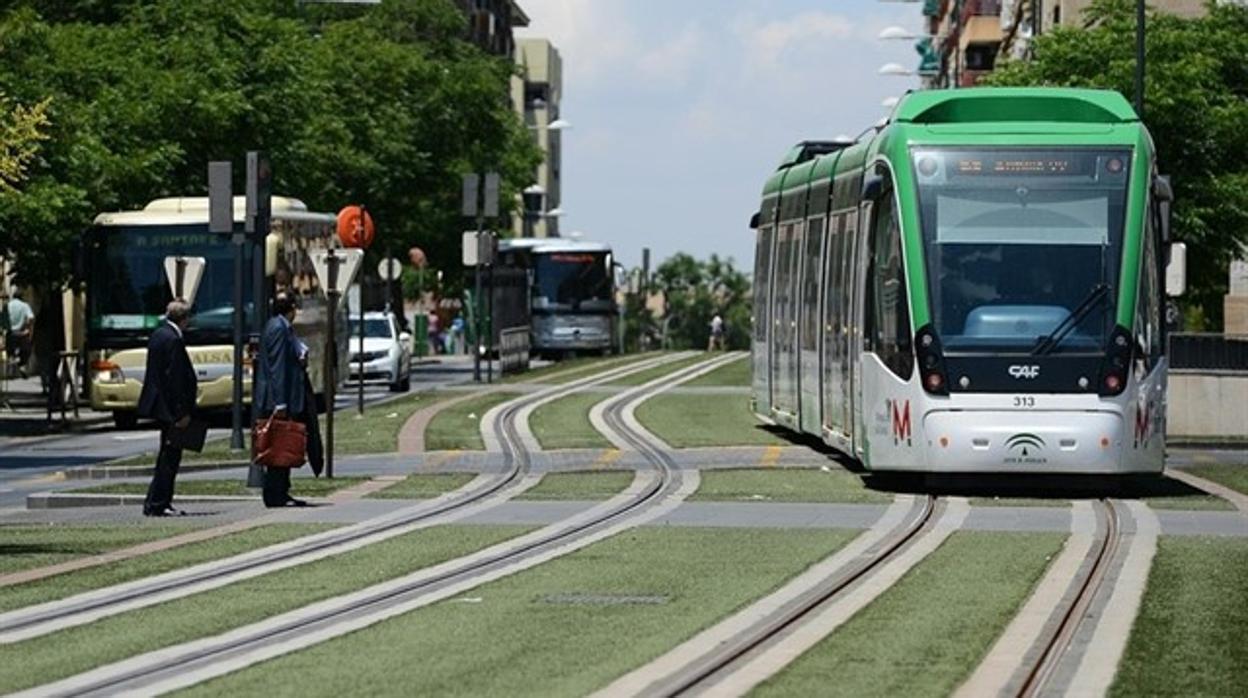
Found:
<box><xmin>1032</xmin><ymin>283</ymin><xmax>1110</xmax><ymax>356</ymax></box>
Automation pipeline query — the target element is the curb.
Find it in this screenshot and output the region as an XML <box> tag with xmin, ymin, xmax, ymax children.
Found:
<box><xmin>26</xmin><ymin>491</ymin><xmax>259</xmax><ymax>509</ymax></box>
<box><xmin>62</xmin><ymin>460</ymin><xmax>251</xmax><ymax>480</ymax></box>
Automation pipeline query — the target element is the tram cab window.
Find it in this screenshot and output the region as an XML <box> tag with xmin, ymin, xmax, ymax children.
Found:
<box><xmin>864</xmin><ymin>186</ymin><xmax>914</xmax><ymax>380</ymax></box>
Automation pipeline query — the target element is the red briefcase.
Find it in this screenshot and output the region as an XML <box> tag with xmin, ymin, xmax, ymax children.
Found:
<box><xmin>252</xmin><ymin>414</ymin><xmax>307</xmax><ymax>468</ymax></box>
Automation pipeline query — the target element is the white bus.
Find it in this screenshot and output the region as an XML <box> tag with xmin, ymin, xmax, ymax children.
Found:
<box><xmin>84</xmin><ymin>196</ymin><xmax>348</xmax><ymax>428</ymax></box>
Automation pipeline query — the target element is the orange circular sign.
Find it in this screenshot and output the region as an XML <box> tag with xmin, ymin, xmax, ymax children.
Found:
<box><xmin>336</xmin><ymin>205</ymin><xmax>375</xmax><ymax>249</ymax></box>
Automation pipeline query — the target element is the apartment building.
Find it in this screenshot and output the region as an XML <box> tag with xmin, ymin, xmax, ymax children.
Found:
<box><xmin>512</xmin><ymin>38</ymin><xmax>564</xmax><ymax>238</ymax></box>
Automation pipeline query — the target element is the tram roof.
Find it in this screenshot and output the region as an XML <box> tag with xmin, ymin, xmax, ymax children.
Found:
<box><xmin>93</xmin><ymin>196</ymin><xmax>336</xmax><ymax>226</ymax></box>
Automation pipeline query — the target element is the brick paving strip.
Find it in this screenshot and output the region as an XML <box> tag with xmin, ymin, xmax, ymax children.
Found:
<box><xmin>396</xmin><ymin>389</ymin><xmax>493</xmax><ymax>455</ymax></box>
<box><xmin>0</xmin><ymin>476</ymin><xmax>406</xmax><ymax>589</ymax></box>
<box><xmin>1165</xmin><ymin>468</ymin><xmax>1248</xmax><ymax>514</ymax></box>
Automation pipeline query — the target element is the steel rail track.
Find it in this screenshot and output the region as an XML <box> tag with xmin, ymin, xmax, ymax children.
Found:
<box><xmin>646</xmin><ymin>494</ymin><xmax>940</xmax><ymax>697</ymax></box>
<box><xmin>18</xmin><ymin>353</ymin><xmax>731</xmax><ymax>698</ymax></box>
<box><xmin>0</xmin><ymin>352</ymin><xmax>690</xmax><ymax>645</ymax></box>
<box><xmin>1015</xmin><ymin>498</ymin><xmax>1122</xmax><ymax>698</ymax></box>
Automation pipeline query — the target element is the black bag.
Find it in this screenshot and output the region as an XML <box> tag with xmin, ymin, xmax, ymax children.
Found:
<box><xmin>168</xmin><ymin>419</ymin><xmax>208</xmax><ymax>452</ymax></box>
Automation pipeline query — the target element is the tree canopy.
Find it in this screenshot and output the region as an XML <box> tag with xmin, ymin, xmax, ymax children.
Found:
<box><xmin>643</xmin><ymin>253</ymin><xmax>751</xmax><ymax>351</ymax></box>
<box><xmin>0</xmin><ymin>0</ymin><xmax>540</xmax><ymax>288</ymax></box>
<box><xmin>984</xmin><ymin>0</ymin><xmax>1248</xmax><ymax>328</ymax></box>
<box><xmin>0</xmin><ymin>92</ymin><xmax>48</xmax><ymax>192</ymax></box>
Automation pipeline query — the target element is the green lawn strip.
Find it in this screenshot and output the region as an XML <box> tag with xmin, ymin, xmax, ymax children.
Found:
<box><xmin>1111</xmin><ymin>537</ymin><xmax>1248</xmax><ymax>697</ymax></box>
<box><xmin>755</xmin><ymin>531</ymin><xmax>1065</xmax><ymax>698</ymax></box>
<box><xmin>0</xmin><ymin>524</ymin><xmax>533</xmax><ymax>694</ymax></box>
<box><xmin>1134</xmin><ymin>474</ymin><xmax>1232</xmax><ymax>511</ymax></box>
<box><xmin>636</xmin><ymin>394</ymin><xmax>787</xmax><ymax>448</ymax></box>
<box><xmin>692</xmin><ymin>468</ymin><xmax>892</xmax><ymax>504</ymax></box>
<box><xmin>530</xmin><ymin>392</ymin><xmax>613</xmax><ymax>450</ymax></box>
<box><xmin>500</xmin><ymin>354</ymin><xmax>645</xmax><ymax>385</ymax></box>
<box><xmin>0</xmin><ymin>524</ymin><xmax>331</xmax><ymax>614</ymax></box>
<box><xmin>178</xmin><ymin>527</ymin><xmax>857</xmax><ymax>698</ymax></box>
<box><xmin>106</xmin><ymin>392</ymin><xmax>447</xmax><ymax>466</ymax></box>
<box><xmin>0</xmin><ymin>522</ymin><xmax>205</xmax><ymax>575</ymax></box>
<box><xmin>604</xmin><ymin>352</ymin><xmax>710</xmax><ymax>387</ymax></box>
<box><xmin>423</xmin><ymin>391</ymin><xmax>522</xmax><ymax>451</ymax></box>
<box><xmin>65</xmin><ymin>477</ymin><xmax>368</xmax><ymax>499</ymax></box>
<box><xmin>366</xmin><ymin>473</ymin><xmax>476</xmax><ymax>500</ymax></box>
<box><xmin>1183</xmin><ymin>463</ymin><xmax>1248</xmax><ymax>497</ymax></box>
<box><xmin>516</xmin><ymin>471</ymin><xmax>634</xmax><ymax>501</ymax></box>
<box><xmin>682</xmin><ymin>355</ymin><xmax>749</xmax><ymax>387</ymax></box>
<box><xmin>544</xmin><ymin>352</ymin><xmax>661</xmax><ymax>385</ymax></box>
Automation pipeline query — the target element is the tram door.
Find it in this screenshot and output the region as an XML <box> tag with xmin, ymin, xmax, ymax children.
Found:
<box><xmin>822</xmin><ymin>214</ymin><xmax>845</xmax><ymax>438</ymax></box>
<box><xmin>849</xmin><ymin>201</ymin><xmax>870</xmax><ymax>454</ymax></box>
<box><xmin>751</xmin><ymin>224</ymin><xmax>775</xmax><ymax>416</ymax></box>
<box><xmin>769</xmin><ymin>222</ymin><xmax>800</xmax><ymax>419</ymax></box>
<box><xmin>798</xmin><ymin>216</ymin><xmax>824</xmax><ymax>435</ymax></box>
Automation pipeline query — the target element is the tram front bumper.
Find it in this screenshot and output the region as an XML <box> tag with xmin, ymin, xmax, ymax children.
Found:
<box><xmin>918</xmin><ymin>410</ymin><xmax>1148</xmax><ymax>474</ymax></box>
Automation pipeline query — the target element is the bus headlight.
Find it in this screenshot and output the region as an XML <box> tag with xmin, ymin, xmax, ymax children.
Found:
<box><xmin>91</xmin><ymin>360</ymin><xmax>125</xmax><ymax>385</ymax></box>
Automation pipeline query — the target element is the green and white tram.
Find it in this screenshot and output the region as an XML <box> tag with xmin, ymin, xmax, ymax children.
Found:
<box><xmin>751</xmin><ymin>88</ymin><xmax>1185</xmax><ymax>473</ymax></box>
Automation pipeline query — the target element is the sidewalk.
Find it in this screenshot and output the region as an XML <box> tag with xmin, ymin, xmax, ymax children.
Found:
<box><xmin>0</xmin><ymin>374</ymin><xmax>111</xmax><ymax>439</ymax></box>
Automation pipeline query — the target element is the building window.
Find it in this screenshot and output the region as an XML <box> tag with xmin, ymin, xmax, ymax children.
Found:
<box><xmin>964</xmin><ymin>43</ymin><xmax>998</xmax><ymax>71</ymax></box>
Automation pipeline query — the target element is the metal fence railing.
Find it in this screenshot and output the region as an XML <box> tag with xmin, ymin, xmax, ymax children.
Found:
<box><xmin>1168</xmin><ymin>333</ymin><xmax>1248</xmax><ymax>372</ymax></box>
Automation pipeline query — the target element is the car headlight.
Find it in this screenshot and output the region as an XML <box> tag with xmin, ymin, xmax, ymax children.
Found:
<box><xmin>91</xmin><ymin>360</ymin><xmax>125</xmax><ymax>385</ymax></box>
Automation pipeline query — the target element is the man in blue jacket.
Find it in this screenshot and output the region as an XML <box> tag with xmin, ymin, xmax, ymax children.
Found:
<box><xmin>255</xmin><ymin>292</ymin><xmax>308</xmax><ymax>507</ymax></box>
<box><xmin>137</xmin><ymin>300</ymin><xmax>197</xmax><ymax>517</ymax></box>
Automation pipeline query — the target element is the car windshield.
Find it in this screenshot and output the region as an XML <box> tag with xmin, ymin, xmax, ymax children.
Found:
<box><xmin>533</xmin><ymin>252</ymin><xmax>613</xmax><ymax>309</ymax></box>
<box><xmin>352</xmin><ymin>319</ymin><xmax>393</xmax><ymax>339</ymax></box>
<box><xmin>86</xmin><ymin>224</ymin><xmax>254</xmax><ymax>344</ymax></box>
<box><xmin>913</xmin><ymin>148</ymin><xmax>1130</xmax><ymax>355</ymax></box>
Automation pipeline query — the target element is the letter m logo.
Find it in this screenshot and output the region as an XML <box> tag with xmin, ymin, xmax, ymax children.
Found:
<box><xmin>891</xmin><ymin>399</ymin><xmax>911</xmax><ymax>446</ymax></box>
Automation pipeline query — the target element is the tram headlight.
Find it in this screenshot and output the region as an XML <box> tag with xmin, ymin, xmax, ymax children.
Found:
<box><xmin>914</xmin><ymin>325</ymin><xmax>949</xmax><ymax>396</ymax></box>
<box><xmin>1097</xmin><ymin>326</ymin><xmax>1132</xmax><ymax>397</ymax></box>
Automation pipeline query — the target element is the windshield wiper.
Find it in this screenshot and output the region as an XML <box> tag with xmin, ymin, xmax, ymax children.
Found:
<box><xmin>1032</xmin><ymin>283</ymin><xmax>1110</xmax><ymax>356</ymax></box>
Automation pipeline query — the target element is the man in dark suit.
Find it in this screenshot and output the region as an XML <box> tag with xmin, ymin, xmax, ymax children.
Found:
<box><xmin>137</xmin><ymin>300</ymin><xmax>197</xmax><ymax>517</ymax></box>
<box><xmin>255</xmin><ymin>292</ymin><xmax>307</xmax><ymax>507</ymax></box>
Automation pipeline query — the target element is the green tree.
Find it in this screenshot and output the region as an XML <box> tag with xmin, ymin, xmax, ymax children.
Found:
<box><xmin>0</xmin><ymin>0</ymin><xmax>539</xmax><ymax>288</ymax></box>
<box><xmin>0</xmin><ymin>92</ymin><xmax>49</xmax><ymax>192</ymax></box>
<box><xmin>984</xmin><ymin>0</ymin><xmax>1248</xmax><ymax>328</ymax></box>
<box><xmin>652</xmin><ymin>252</ymin><xmax>752</xmax><ymax>350</ymax></box>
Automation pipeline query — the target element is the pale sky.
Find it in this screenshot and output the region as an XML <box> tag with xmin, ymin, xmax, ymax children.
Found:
<box><xmin>516</xmin><ymin>0</ymin><xmax>925</xmax><ymax>272</ymax></box>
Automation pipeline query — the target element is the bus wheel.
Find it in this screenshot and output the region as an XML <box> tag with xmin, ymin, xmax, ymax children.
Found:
<box><xmin>113</xmin><ymin>411</ymin><xmax>138</xmax><ymax>430</ymax></box>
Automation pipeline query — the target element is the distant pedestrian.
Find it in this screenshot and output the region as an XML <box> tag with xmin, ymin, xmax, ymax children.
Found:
<box><xmin>136</xmin><ymin>300</ymin><xmax>197</xmax><ymax>517</ymax></box>
<box><xmin>451</xmin><ymin>314</ymin><xmax>466</xmax><ymax>354</ymax></box>
<box><xmin>6</xmin><ymin>290</ymin><xmax>34</xmax><ymax>378</ymax></box>
<box><xmin>708</xmin><ymin>313</ymin><xmax>725</xmax><ymax>351</ymax></box>
<box><xmin>426</xmin><ymin>310</ymin><xmax>440</xmax><ymax>355</ymax></box>
<box><xmin>255</xmin><ymin>292</ymin><xmax>309</xmax><ymax>508</ymax></box>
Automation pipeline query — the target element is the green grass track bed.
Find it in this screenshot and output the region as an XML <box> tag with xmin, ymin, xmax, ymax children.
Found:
<box><xmin>517</xmin><ymin>470</ymin><xmax>634</xmax><ymax>501</ymax></box>
<box><xmin>423</xmin><ymin>391</ymin><xmax>521</xmax><ymax>451</ymax></box>
<box><xmin>604</xmin><ymin>353</ymin><xmax>710</xmax><ymax>387</ymax></box>
<box><xmin>530</xmin><ymin>392</ymin><xmax>612</xmax><ymax>450</ymax></box>
<box><xmin>636</xmin><ymin>394</ymin><xmax>787</xmax><ymax>448</ymax></box>
<box><xmin>756</xmin><ymin>531</ymin><xmax>1064</xmax><ymax>698</ymax></box>
<box><xmin>180</xmin><ymin>527</ymin><xmax>857</xmax><ymax>698</ymax></box>
<box><xmin>1111</xmin><ymin>536</ymin><xmax>1248</xmax><ymax>697</ymax></box>
<box><xmin>683</xmin><ymin>355</ymin><xmax>750</xmax><ymax>387</ymax></box>
<box><xmin>367</xmin><ymin>473</ymin><xmax>476</xmax><ymax>500</ymax></box>
<box><xmin>0</xmin><ymin>525</ymin><xmax>533</xmax><ymax>694</ymax></box>
<box><xmin>0</xmin><ymin>524</ymin><xmax>331</xmax><ymax>614</ymax></box>
<box><xmin>693</xmin><ymin>468</ymin><xmax>891</xmax><ymax>504</ymax></box>
<box><xmin>0</xmin><ymin>522</ymin><xmax>206</xmax><ymax>576</ymax></box>
<box><xmin>1183</xmin><ymin>463</ymin><xmax>1248</xmax><ymax>497</ymax></box>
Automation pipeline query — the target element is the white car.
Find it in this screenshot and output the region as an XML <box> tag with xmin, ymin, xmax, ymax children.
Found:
<box><xmin>348</xmin><ymin>312</ymin><xmax>412</xmax><ymax>392</ymax></box>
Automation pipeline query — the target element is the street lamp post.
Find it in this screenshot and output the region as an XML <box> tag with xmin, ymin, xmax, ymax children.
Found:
<box><xmin>1135</xmin><ymin>0</ymin><xmax>1145</xmax><ymax>117</ymax></box>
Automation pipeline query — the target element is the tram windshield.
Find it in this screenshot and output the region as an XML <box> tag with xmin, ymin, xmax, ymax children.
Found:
<box><xmin>532</xmin><ymin>251</ymin><xmax>613</xmax><ymax>310</ymax></box>
<box><xmin>913</xmin><ymin>148</ymin><xmax>1130</xmax><ymax>355</ymax></box>
<box><xmin>86</xmin><ymin>225</ymin><xmax>254</xmax><ymax>346</ymax></box>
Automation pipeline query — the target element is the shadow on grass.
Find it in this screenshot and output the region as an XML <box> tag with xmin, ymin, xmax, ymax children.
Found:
<box><xmin>756</xmin><ymin>424</ymin><xmax>869</xmax><ymax>473</ymax></box>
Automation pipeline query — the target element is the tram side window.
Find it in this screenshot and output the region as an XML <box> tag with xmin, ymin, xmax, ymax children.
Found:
<box><xmin>800</xmin><ymin>217</ymin><xmax>824</xmax><ymax>351</ymax></box>
<box><xmin>753</xmin><ymin>226</ymin><xmax>774</xmax><ymax>342</ymax></box>
<box><xmin>866</xmin><ymin>189</ymin><xmax>914</xmax><ymax>380</ymax></box>
<box><xmin>1135</xmin><ymin>214</ymin><xmax>1162</xmax><ymax>368</ymax></box>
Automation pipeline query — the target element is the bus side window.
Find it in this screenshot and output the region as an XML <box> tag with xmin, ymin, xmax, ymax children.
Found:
<box><xmin>866</xmin><ymin>187</ymin><xmax>914</xmax><ymax>380</ymax></box>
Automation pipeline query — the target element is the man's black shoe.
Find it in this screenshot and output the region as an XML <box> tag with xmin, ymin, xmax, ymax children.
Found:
<box><xmin>264</xmin><ymin>497</ymin><xmax>309</xmax><ymax>509</ymax></box>
<box><xmin>143</xmin><ymin>506</ymin><xmax>184</xmax><ymax>517</ymax></box>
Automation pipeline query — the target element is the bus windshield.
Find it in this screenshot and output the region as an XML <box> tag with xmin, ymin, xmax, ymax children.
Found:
<box><xmin>533</xmin><ymin>252</ymin><xmax>613</xmax><ymax>309</ymax></box>
<box><xmin>913</xmin><ymin>148</ymin><xmax>1130</xmax><ymax>355</ymax></box>
<box><xmin>86</xmin><ymin>225</ymin><xmax>254</xmax><ymax>345</ymax></box>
